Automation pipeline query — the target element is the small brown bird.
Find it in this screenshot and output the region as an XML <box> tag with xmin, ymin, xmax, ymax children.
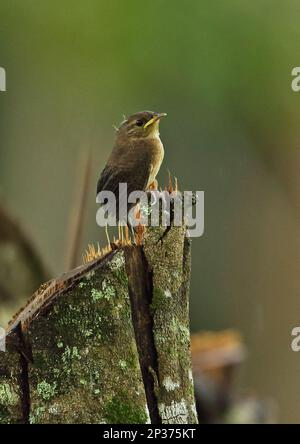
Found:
<box><xmin>97</xmin><ymin>110</ymin><xmax>166</xmax><ymax>221</ymax></box>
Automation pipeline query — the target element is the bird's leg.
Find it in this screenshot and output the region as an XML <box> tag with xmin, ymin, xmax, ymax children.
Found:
<box><xmin>118</xmin><ymin>222</ymin><xmax>121</xmax><ymax>244</ymax></box>
<box><xmin>127</xmin><ymin>212</ymin><xmax>137</xmax><ymax>245</ymax></box>
<box><xmin>112</xmin><ymin>221</ymin><xmax>122</xmax><ymax>248</ymax></box>
<box><xmin>105</xmin><ymin>224</ymin><xmax>111</xmax><ymax>246</ymax></box>
<box><xmin>120</xmin><ymin>224</ymin><xmax>124</xmax><ymax>244</ymax></box>
<box><xmin>114</xmin><ymin>222</ymin><xmax>132</xmax><ymax>247</ymax></box>
<box><xmin>174</xmin><ymin>176</ymin><xmax>178</xmax><ymax>193</ymax></box>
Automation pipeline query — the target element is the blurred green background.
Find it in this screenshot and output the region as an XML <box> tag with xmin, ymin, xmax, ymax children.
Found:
<box><xmin>1</xmin><ymin>0</ymin><xmax>300</xmax><ymax>423</ymax></box>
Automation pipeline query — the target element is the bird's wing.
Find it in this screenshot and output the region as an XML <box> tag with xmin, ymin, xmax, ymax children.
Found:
<box><xmin>96</xmin><ymin>150</ymin><xmax>152</xmax><ymax>218</ymax></box>
<box><xmin>97</xmin><ymin>165</ymin><xmax>151</xmax><ymax>196</ymax></box>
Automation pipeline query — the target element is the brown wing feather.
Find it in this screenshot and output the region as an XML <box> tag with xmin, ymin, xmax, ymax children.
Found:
<box><xmin>96</xmin><ymin>145</ymin><xmax>152</xmax><ymax>220</ymax></box>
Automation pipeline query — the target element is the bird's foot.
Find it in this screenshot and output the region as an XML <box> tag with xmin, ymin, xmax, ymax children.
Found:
<box><xmin>115</xmin><ymin>223</ymin><xmax>133</xmax><ymax>247</ymax></box>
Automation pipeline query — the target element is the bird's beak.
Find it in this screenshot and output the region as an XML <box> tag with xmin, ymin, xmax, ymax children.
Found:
<box><xmin>143</xmin><ymin>112</ymin><xmax>167</xmax><ymax>129</ymax></box>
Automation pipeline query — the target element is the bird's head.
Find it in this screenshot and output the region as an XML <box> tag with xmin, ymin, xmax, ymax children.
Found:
<box><xmin>116</xmin><ymin>111</ymin><xmax>167</xmax><ymax>140</ymax></box>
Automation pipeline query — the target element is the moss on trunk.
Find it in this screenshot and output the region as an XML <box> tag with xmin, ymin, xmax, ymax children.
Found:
<box><xmin>27</xmin><ymin>251</ymin><xmax>149</xmax><ymax>424</ymax></box>
<box><xmin>143</xmin><ymin>226</ymin><xmax>197</xmax><ymax>423</ymax></box>
<box><xmin>0</xmin><ymin>225</ymin><xmax>197</xmax><ymax>424</ymax></box>
<box><xmin>0</xmin><ymin>341</ymin><xmax>23</xmax><ymax>423</ymax></box>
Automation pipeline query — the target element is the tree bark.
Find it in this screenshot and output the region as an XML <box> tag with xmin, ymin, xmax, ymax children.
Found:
<box><xmin>0</xmin><ymin>225</ymin><xmax>197</xmax><ymax>424</ymax></box>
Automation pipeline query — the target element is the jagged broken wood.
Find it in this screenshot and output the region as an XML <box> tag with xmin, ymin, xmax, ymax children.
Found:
<box><xmin>0</xmin><ymin>225</ymin><xmax>197</xmax><ymax>424</ymax></box>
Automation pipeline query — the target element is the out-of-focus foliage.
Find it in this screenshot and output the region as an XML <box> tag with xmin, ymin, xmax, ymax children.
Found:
<box><xmin>1</xmin><ymin>1</ymin><xmax>300</xmax><ymax>422</ymax></box>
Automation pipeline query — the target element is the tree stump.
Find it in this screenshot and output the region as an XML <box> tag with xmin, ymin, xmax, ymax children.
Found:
<box><xmin>0</xmin><ymin>225</ymin><xmax>197</xmax><ymax>424</ymax></box>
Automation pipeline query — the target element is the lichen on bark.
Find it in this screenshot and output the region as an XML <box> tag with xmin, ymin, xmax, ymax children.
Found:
<box><xmin>27</xmin><ymin>250</ymin><xmax>149</xmax><ymax>424</ymax></box>
<box><xmin>0</xmin><ymin>342</ymin><xmax>23</xmax><ymax>424</ymax></box>
<box><xmin>143</xmin><ymin>226</ymin><xmax>197</xmax><ymax>423</ymax></box>
<box><xmin>0</xmin><ymin>224</ymin><xmax>197</xmax><ymax>424</ymax></box>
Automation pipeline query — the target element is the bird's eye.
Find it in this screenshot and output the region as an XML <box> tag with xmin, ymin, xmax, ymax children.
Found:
<box><xmin>136</xmin><ymin>119</ymin><xmax>144</xmax><ymax>127</ymax></box>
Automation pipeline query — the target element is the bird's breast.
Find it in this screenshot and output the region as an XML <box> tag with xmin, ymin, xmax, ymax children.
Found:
<box><xmin>147</xmin><ymin>137</ymin><xmax>164</xmax><ymax>184</ymax></box>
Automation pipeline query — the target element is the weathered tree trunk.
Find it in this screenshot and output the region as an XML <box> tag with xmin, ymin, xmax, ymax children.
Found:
<box><xmin>0</xmin><ymin>225</ymin><xmax>197</xmax><ymax>424</ymax></box>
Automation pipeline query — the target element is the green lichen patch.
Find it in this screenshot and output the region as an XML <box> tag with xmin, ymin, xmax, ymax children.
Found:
<box><xmin>37</xmin><ymin>381</ymin><xmax>56</xmax><ymax>400</ymax></box>
<box><xmin>91</xmin><ymin>279</ymin><xmax>116</xmax><ymax>302</ymax></box>
<box><xmin>0</xmin><ymin>342</ymin><xmax>23</xmax><ymax>424</ymax></box>
<box><xmin>108</xmin><ymin>253</ymin><xmax>125</xmax><ymax>271</ymax></box>
<box><xmin>113</xmin><ymin>268</ymin><xmax>129</xmax><ymax>287</ymax></box>
<box><xmin>0</xmin><ymin>383</ymin><xmax>19</xmax><ymax>405</ymax></box>
<box><xmin>103</xmin><ymin>391</ymin><xmax>149</xmax><ymax>424</ymax></box>
<box><xmin>29</xmin><ymin>406</ymin><xmax>46</xmax><ymax>424</ymax></box>
<box><xmin>27</xmin><ymin>251</ymin><xmax>148</xmax><ymax>423</ymax></box>
<box><xmin>150</xmin><ymin>287</ymin><xmax>169</xmax><ymax>313</ymax></box>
